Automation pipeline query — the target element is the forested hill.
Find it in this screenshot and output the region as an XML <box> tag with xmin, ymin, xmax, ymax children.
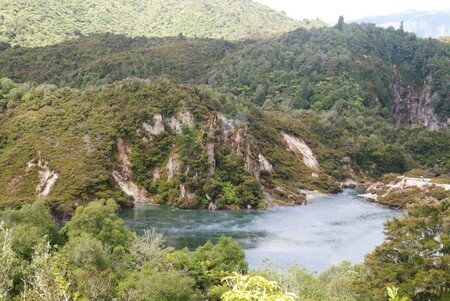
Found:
<box><xmin>0</xmin><ymin>0</ymin><xmax>325</xmax><ymax>47</ymax></box>
<box><xmin>1</xmin><ymin>23</ymin><xmax>449</xmax><ymax>128</ymax></box>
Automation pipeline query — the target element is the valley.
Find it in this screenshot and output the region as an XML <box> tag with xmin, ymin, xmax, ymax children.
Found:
<box><xmin>0</xmin><ymin>0</ymin><xmax>449</xmax><ymax>300</ymax></box>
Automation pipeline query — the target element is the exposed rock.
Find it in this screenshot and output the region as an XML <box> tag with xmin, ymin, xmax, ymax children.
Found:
<box><xmin>359</xmin><ymin>176</ymin><xmax>450</xmax><ymax>204</ymax></box>
<box><xmin>264</xmin><ymin>185</ymin><xmax>306</xmax><ymax>206</ymax></box>
<box><xmin>220</xmin><ymin>115</ymin><xmax>238</xmax><ymax>138</ymax></box>
<box><xmin>152</xmin><ymin>168</ymin><xmax>161</xmax><ymax>182</ymax></box>
<box><xmin>113</xmin><ymin>138</ymin><xmax>153</xmax><ymax>203</ymax></box>
<box><xmin>390</xmin><ymin>75</ymin><xmax>449</xmax><ymax>129</ymax></box>
<box><xmin>37</xmin><ymin>167</ymin><xmax>59</xmax><ymax>196</ymax></box>
<box><xmin>206</xmin><ymin>142</ymin><xmax>216</xmax><ymax>175</ymax></box>
<box><xmin>208</xmin><ymin>202</ymin><xmax>217</xmax><ymax>211</ymax></box>
<box><xmin>311</xmin><ymin>172</ymin><xmax>319</xmax><ymax>178</ymax></box>
<box><xmin>180</xmin><ymin>111</ymin><xmax>194</xmax><ymax>128</ymax></box>
<box><xmin>258</xmin><ymin>154</ymin><xmax>273</xmax><ymax>172</ymax></box>
<box><xmin>168</xmin><ymin>111</ymin><xmax>195</xmax><ymax>133</ymax></box>
<box><xmin>26</xmin><ymin>156</ymin><xmax>59</xmax><ymax>196</ymax></box>
<box><xmin>340</xmin><ymin>178</ymin><xmax>358</xmax><ymax>188</ymax></box>
<box><xmin>298</xmin><ymin>189</ymin><xmax>327</xmax><ymax>202</ymax></box>
<box><xmin>168</xmin><ymin>116</ymin><xmax>181</xmax><ymax>132</ymax></box>
<box><xmin>112</xmin><ymin>171</ymin><xmax>150</xmax><ymax>203</ymax></box>
<box><xmin>83</xmin><ymin>134</ymin><xmax>94</xmax><ymax>154</ymax></box>
<box><xmin>245</xmin><ymin>144</ymin><xmax>260</xmax><ymax>180</ymax></box>
<box><xmin>180</xmin><ymin>184</ymin><xmax>196</xmax><ymax>200</ymax></box>
<box><xmin>166</xmin><ymin>154</ymin><xmax>180</xmax><ymax>180</ymax></box>
<box><xmin>358</xmin><ymin>193</ymin><xmax>378</xmax><ymax>202</ymax></box>
<box><xmin>282</xmin><ymin>132</ymin><xmax>320</xmax><ymax>171</ymax></box>
<box><xmin>143</xmin><ymin>113</ymin><xmax>165</xmax><ymax>135</ymax></box>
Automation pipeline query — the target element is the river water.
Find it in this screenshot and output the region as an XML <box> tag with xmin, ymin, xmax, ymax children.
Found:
<box><xmin>120</xmin><ymin>189</ymin><xmax>401</xmax><ymax>272</ymax></box>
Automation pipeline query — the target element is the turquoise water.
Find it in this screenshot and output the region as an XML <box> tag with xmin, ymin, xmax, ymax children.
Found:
<box><xmin>120</xmin><ymin>189</ymin><xmax>401</xmax><ymax>272</ymax></box>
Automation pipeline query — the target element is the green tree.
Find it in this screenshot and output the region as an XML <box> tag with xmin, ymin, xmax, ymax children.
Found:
<box><xmin>62</xmin><ymin>199</ymin><xmax>133</xmax><ymax>249</ymax></box>
<box><xmin>0</xmin><ymin>223</ymin><xmax>15</xmax><ymax>301</ymax></box>
<box><xmin>360</xmin><ymin>197</ymin><xmax>450</xmax><ymax>300</ymax></box>
<box><xmin>117</xmin><ymin>262</ymin><xmax>201</xmax><ymax>301</ymax></box>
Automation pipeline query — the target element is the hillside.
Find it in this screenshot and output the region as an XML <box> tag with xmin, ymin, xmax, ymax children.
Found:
<box><xmin>355</xmin><ymin>9</ymin><xmax>450</xmax><ymax>38</ymax></box>
<box><xmin>0</xmin><ymin>0</ymin><xmax>325</xmax><ymax>47</ymax></box>
<box><xmin>1</xmin><ymin>76</ymin><xmax>449</xmax><ymax>213</ymax></box>
<box><xmin>1</xmin><ymin>23</ymin><xmax>449</xmax><ymax>128</ymax></box>
<box><xmin>0</xmin><ymin>77</ymin><xmax>349</xmax><ymax>214</ymax></box>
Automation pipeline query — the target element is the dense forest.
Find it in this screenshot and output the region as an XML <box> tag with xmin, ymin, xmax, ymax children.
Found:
<box><xmin>1</xmin><ymin>23</ymin><xmax>449</xmax><ymax>124</ymax></box>
<box><xmin>0</xmin><ymin>0</ymin><xmax>325</xmax><ymax>47</ymax></box>
<box><xmin>0</xmin><ymin>0</ymin><xmax>449</xmax><ymax>300</ymax></box>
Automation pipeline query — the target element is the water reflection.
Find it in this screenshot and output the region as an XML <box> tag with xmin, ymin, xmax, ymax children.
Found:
<box><xmin>120</xmin><ymin>189</ymin><xmax>401</xmax><ymax>272</ymax></box>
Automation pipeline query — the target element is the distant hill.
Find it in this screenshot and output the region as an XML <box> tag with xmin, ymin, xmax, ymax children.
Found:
<box><xmin>1</xmin><ymin>24</ymin><xmax>449</xmax><ymax>128</ymax></box>
<box><xmin>0</xmin><ymin>0</ymin><xmax>326</xmax><ymax>47</ymax></box>
<box><xmin>355</xmin><ymin>9</ymin><xmax>450</xmax><ymax>38</ymax></box>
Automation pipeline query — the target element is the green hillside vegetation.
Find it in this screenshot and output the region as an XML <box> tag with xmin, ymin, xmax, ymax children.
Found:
<box><xmin>207</xmin><ymin>23</ymin><xmax>450</xmax><ymax>119</ymax></box>
<box><xmin>1</xmin><ymin>77</ymin><xmax>449</xmax><ymax>212</ymax></box>
<box><xmin>1</xmin><ymin>23</ymin><xmax>448</xmax><ymax>122</ymax></box>
<box><xmin>0</xmin><ymin>34</ymin><xmax>235</xmax><ymax>88</ymax></box>
<box><xmin>0</xmin><ymin>0</ymin><xmax>326</xmax><ymax>47</ymax></box>
<box><xmin>1</xmin><ymin>77</ymin><xmax>351</xmax><ymax>212</ymax></box>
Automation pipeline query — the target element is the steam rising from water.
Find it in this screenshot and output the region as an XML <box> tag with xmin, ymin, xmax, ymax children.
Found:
<box><xmin>121</xmin><ymin>189</ymin><xmax>401</xmax><ymax>272</ymax></box>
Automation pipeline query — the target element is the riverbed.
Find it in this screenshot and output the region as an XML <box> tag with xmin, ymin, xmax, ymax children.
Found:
<box><xmin>121</xmin><ymin>189</ymin><xmax>401</xmax><ymax>272</ymax></box>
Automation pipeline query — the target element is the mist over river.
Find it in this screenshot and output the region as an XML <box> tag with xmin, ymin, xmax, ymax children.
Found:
<box><xmin>121</xmin><ymin>189</ymin><xmax>401</xmax><ymax>272</ymax></box>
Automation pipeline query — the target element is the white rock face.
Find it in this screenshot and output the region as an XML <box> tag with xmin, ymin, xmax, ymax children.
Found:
<box><xmin>258</xmin><ymin>154</ymin><xmax>273</xmax><ymax>172</ymax></box>
<box><xmin>180</xmin><ymin>111</ymin><xmax>194</xmax><ymax>128</ymax></box>
<box><xmin>27</xmin><ymin>156</ymin><xmax>59</xmax><ymax>196</ymax></box>
<box><xmin>385</xmin><ymin>176</ymin><xmax>450</xmax><ymax>193</ymax></box>
<box><xmin>113</xmin><ymin>138</ymin><xmax>152</xmax><ymax>203</ymax></box>
<box><xmin>166</xmin><ymin>154</ymin><xmax>180</xmax><ymax>181</ymax></box>
<box><xmin>282</xmin><ymin>132</ymin><xmax>320</xmax><ymax>171</ymax></box>
<box><xmin>168</xmin><ymin>116</ymin><xmax>181</xmax><ymax>132</ymax></box>
<box><xmin>206</xmin><ymin>142</ymin><xmax>215</xmax><ymax>175</ymax></box>
<box><xmin>168</xmin><ymin>111</ymin><xmax>195</xmax><ymax>133</ymax></box>
<box><xmin>143</xmin><ymin>114</ymin><xmax>165</xmax><ymax>135</ymax></box>
<box><xmin>359</xmin><ymin>176</ymin><xmax>450</xmax><ymax>202</ymax></box>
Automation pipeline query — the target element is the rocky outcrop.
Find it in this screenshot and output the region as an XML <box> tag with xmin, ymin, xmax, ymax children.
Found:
<box><xmin>359</xmin><ymin>175</ymin><xmax>450</xmax><ymax>206</ymax></box>
<box><xmin>26</xmin><ymin>156</ymin><xmax>59</xmax><ymax>197</ymax></box>
<box><xmin>113</xmin><ymin>138</ymin><xmax>153</xmax><ymax>203</ymax></box>
<box><xmin>168</xmin><ymin>111</ymin><xmax>194</xmax><ymax>133</ymax></box>
<box><xmin>282</xmin><ymin>133</ymin><xmax>320</xmax><ymax>171</ymax></box>
<box><xmin>258</xmin><ymin>154</ymin><xmax>273</xmax><ymax>173</ymax></box>
<box><xmin>166</xmin><ymin>154</ymin><xmax>180</xmax><ymax>181</ymax></box>
<box><xmin>390</xmin><ymin>75</ymin><xmax>449</xmax><ymax>129</ymax></box>
<box><xmin>206</xmin><ymin>142</ymin><xmax>215</xmax><ymax>175</ymax></box>
<box><xmin>143</xmin><ymin>114</ymin><xmax>165</xmax><ymax>136</ymax></box>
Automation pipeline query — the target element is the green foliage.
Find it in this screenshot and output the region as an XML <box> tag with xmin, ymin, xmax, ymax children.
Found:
<box><xmin>62</xmin><ymin>199</ymin><xmax>133</xmax><ymax>249</ymax></box>
<box><xmin>254</xmin><ymin>261</ymin><xmax>360</xmax><ymax>301</ymax></box>
<box><xmin>359</xmin><ymin>197</ymin><xmax>450</xmax><ymax>300</ymax></box>
<box><xmin>0</xmin><ymin>200</ymin><xmax>61</xmax><ymax>260</ymax></box>
<box><xmin>387</xmin><ymin>286</ymin><xmax>408</xmax><ymax>301</ymax></box>
<box><xmin>193</xmin><ymin>236</ymin><xmax>248</xmax><ymax>281</ymax></box>
<box><xmin>0</xmin><ymin>0</ymin><xmax>325</xmax><ymax>47</ymax></box>
<box><xmin>0</xmin><ymin>223</ymin><xmax>15</xmax><ymax>301</ymax></box>
<box><xmin>0</xmin><ymin>200</ymin><xmax>254</xmax><ymax>300</ymax></box>
<box><xmin>0</xmin><ymin>34</ymin><xmax>235</xmax><ymax>88</ymax></box>
<box><xmin>21</xmin><ymin>241</ymin><xmax>86</xmax><ymax>301</ymax></box>
<box><xmin>117</xmin><ymin>262</ymin><xmax>202</xmax><ymax>301</ymax></box>
<box><xmin>221</xmin><ymin>272</ymin><xmax>298</xmax><ymax>301</ymax></box>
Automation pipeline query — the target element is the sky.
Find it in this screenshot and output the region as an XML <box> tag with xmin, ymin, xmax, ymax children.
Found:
<box><xmin>255</xmin><ymin>0</ymin><xmax>450</xmax><ymax>24</ymax></box>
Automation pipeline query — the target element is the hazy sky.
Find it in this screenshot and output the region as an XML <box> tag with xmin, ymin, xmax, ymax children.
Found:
<box><xmin>255</xmin><ymin>0</ymin><xmax>450</xmax><ymax>24</ymax></box>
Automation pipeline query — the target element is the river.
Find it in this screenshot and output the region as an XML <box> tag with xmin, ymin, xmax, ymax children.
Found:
<box><xmin>120</xmin><ymin>189</ymin><xmax>401</xmax><ymax>272</ymax></box>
